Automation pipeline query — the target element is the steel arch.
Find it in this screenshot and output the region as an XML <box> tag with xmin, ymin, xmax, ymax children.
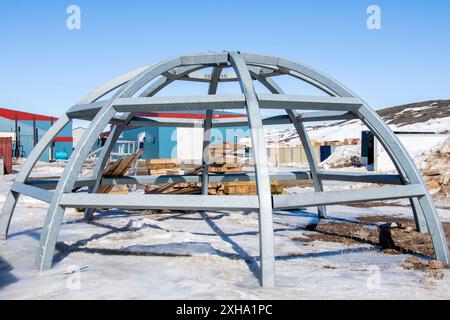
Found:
<box><xmin>1</xmin><ymin>51</ymin><xmax>447</xmax><ymax>288</ymax></box>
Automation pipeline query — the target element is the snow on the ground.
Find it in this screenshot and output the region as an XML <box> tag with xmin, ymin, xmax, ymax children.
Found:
<box><xmin>417</xmin><ymin>137</ymin><xmax>450</xmax><ymax>170</ymax></box>
<box><xmin>321</xmin><ymin>145</ymin><xmax>360</xmax><ymax>169</ymax></box>
<box><xmin>267</xmin><ymin>116</ymin><xmax>450</xmax><ymax>146</ymax></box>
<box><xmin>0</xmin><ymin>163</ymin><xmax>450</xmax><ymax>299</ymax></box>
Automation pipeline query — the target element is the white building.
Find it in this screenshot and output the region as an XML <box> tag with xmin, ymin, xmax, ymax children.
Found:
<box><xmin>72</xmin><ymin>127</ymin><xmax>86</xmax><ymax>149</ymax></box>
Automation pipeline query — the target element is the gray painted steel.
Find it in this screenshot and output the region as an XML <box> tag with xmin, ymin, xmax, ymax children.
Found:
<box><xmin>357</xmin><ymin>105</ymin><xmax>447</xmax><ymax>261</ymax></box>
<box><xmin>84</xmin><ymin>122</ymin><xmax>127</xmax><ymax>220</ymax></box>
<box><xmin>60</xmin><ymin>194</ymin><xmax>259</xmax><ymax>210</ymax></box>
<box><xmin>318</xmin><ymin>171</ymin><xmax>403</xmax><ymax>185</ymax></box>
<box><xmin>36</xmin><ymin>57</ymin><xmax>186</xmax><ymax>270</ymax></box>
<box><xmin>127</xmin><ymin>111</ymin><xmax>356</xmax><ymax>128</ymax></box>
<box><xmin>273</xmin><ymin>185</ymin><xmax>425</xmax><ymax>209</ymax></box>
<box><xmin>10</xmin><ymin>183</ymin><xmax>53</xmax><ymax>203</ymax></box>
<box><xmin>2</xmin><ymin>52</ymin><xmax>448</xmax><ymax>288</ymax></box>
<box><xmin>111</xmin><ymin>94</ymin><xmax>361</xmax><ymax>113</ymax></box>
<box><xmin>25</xmin><ymin>171</ymin><xmax>314</xmax><ymax>189</ymax></box>
<box><xmin>25</xmin><ymin>171</ymin><xmax>403</xmax><ymax>189</ymax></box>
<box><xmin>0</xmin><ymin>114</ymin><xmax>71</xmax><ymax>239</ymax></box>
<box><xmin>202</xmin><ymin>66</ymin><xmax>222</xmax><ymax>195</ymax></box>
<box><xmin>254</xmin><ymin>75</ymin><xmax>327</xmax><ymax>218</ymax></box>
<box><xmin>229</xmin><ymin>52</ymin><xmax>276</xmax><ymax>287</ymax></box>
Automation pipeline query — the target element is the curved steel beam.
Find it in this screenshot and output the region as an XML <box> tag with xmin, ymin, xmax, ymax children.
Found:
<box><xmin>0</xmin><ymin>114</ymin><xmax>71</xmax><ymax>239</ymax></box>
<box><xmin>1</xmin><ymin>51</ymin><xmax>443</xmax><ymax>287</ymax></box>
<box><xmin>202</xmin><ymin>66</ymin><xmax>223</xmax><ymax>195</ymax></box>
<box><xmin>83</xmin><ymin>66</ymin><xmax>211</xmax><ymax>220</ymax></box>
<box><xmin>229</xmin><ymin>52</ymin><xmax>275</xmax><ymax>287</ymax></box>
<box><xmin>78</xmin><ymin>65</ymin><xmax>151</xmax><ymax>105</ymax></box>
<box><xmin>357</xmin><ymin>105</ymin><xmax>448</xmax><ymax>263</ymax></box>
<box><xmin>35</xmin><ymin>57</ymin><xmax>187</xmax><ymax>270</ymax></box>
<box><xmin>121</xmin><ymin>53</ymin><xmax>228</xmax><ymax>98</ymax></box>
<box><xmin>83</xmin><ymin>122</ymin><xmax>127</xmax><ymax>221</ymax></box>
<box><xmin>82</xmin><ymin>60</ymin><xmax>229</xmax><ymax>222</ymax></box>
<box><xmin>252</xmin><ymin>73</ymin><xmax>327</xmax><ymax>218</ymax></box>
<box><xmin>244</xmin><ymin>53</ymin><xmax>428</xmax><ymax>233</ymax></box>
<box><xmin>240</xmin><ymin>52</ymin><xmax>352</xmax><ymax>97</ymax></box>
<box><xmin>82</xmin><ymin>66</ymin><xmax>212</xmax><ymax>220</ymax></box>
<box><xmin>139</xmin><ymin>65</ymin><xmax>208</xmax><ymax>97</ymax></box>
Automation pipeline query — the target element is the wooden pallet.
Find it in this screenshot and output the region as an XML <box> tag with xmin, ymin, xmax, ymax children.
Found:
<box><xmin>97</xmin><ymin>151</ymin><xmax>144</xmax><ymax>194</ymax></box>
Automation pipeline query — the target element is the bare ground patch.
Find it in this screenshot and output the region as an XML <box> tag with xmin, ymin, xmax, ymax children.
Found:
<box><xmin>292</xmin><ymin>215</ymin><xmax>450</xmax><ymax>271</ymax></box>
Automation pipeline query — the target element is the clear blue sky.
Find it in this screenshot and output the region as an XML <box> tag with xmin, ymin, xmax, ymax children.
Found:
<box><xmin>1</xmin><ymin>0</ymin><xmax>449</xmax><ymax>118</ymax></box>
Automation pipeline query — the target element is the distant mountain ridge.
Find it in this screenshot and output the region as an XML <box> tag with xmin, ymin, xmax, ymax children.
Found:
<box><xmin>265</xmin><ymin>99</ymin><xmax>450</xmax><ymax>146</ymax></box>
<box><xmin>377</xmin><ymin>99</ymin><xmax>450</xmax><ymax>128</ymax></box>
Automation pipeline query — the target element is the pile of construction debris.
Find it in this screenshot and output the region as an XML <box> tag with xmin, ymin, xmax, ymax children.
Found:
<box><xmin>419</xmin><ymin>137</ymin><xmax>450</xmax><ymax>198</ymax></box>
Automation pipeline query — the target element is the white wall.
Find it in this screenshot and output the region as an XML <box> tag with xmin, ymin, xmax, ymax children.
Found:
<box><xmin>374</xmin><ymin>134</ymin><xmax>449</xmax><ymax>172</ymax></box>
<box><xmin>176</xmin><ymin>127</ymin><xmax>204</xmax><ymax>161</ymax></box>
<box><xmin>72</xmin><ymin>127</ymin><xmax>86</xmax><ymax>149</ymax></box>
<box><xmin>0</xmin><ymin>132</ymin><xmax>16</xmax><ymax>140</ymax></box>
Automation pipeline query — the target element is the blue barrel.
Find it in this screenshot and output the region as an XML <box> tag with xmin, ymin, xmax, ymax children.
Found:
<box><xmin>55</xmin><ymin>151</ymin><xmax>69</xmax><ymax>160</ymax></box>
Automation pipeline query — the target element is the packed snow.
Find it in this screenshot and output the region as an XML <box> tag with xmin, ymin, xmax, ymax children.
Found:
<box><xmin>0</xmin><ymin>163</ymin><xmax>449</xmax><ymax>299</ymax></box>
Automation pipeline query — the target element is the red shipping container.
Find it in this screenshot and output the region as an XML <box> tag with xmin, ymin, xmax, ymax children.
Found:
<box><xmin>0</xmin><ymin>137</ymin><xmax>13</xmax><ymax>174</ymax></box>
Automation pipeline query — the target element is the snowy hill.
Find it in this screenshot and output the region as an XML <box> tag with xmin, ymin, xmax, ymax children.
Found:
<box><xmin>266</xmin><ymin>99</ymin><xmax>450</xmax><ymax>146</ymax></box>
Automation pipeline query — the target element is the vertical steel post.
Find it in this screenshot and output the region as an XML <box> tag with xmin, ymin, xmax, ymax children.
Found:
<box><xmin>255</xmin><ymin>76</ymin><xmax>327</xmax><ymax>218</ymax></box>
<box><xmin>229</xmin><ymin>52</ymin><xmax>276</xmax><ymax>287</ymax></box>
<box><xmin>202</xmin><ymin>66</ymin><xmax>222</xmax><ymax>195</ymax></box>
<box><xmin>84</xmin><ymin>123</ymin><xmax>127</xmax><ymax>220</ymax></box>
<box><xmin>33</xmin><ymin>116</ymin><xmax>37</xmax><ymax>146</ymax></box>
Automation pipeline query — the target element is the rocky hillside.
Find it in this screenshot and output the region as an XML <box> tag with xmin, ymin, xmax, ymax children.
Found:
<box><xmin>378</xmin><ymin>100</ymin><xmax>450</xmax><ymax>129</ymax></box>
<box><xmin>266</xmin><ymin>99</ymin><xmax>450</xmax><ymax>146</ymax></box>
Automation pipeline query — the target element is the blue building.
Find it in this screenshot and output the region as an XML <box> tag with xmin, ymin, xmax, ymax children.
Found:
<box><xmin>98</xmin><ymin>112</ymin><xmax>250</xmax><ymax>160</ymax></box>
<box><xmin>0</xmin><ymin>107</ymin><xmax>73</xmax><ymax>162</ymax></box>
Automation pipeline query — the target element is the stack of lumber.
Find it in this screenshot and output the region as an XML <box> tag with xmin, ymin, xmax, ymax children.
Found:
<box><xmin>311</xmin><ymin>139</ymin><xmax>360</xmax><ymax>147</ymax></box>
<box><xmin>147</xmin><ymin>182</ymin><xmax>226</xmax><ymax>195</ymax></box>
<box><xmin>97</xmin><ymin>151</ymin><xmax>144</xmax><ymax>194</ymax></box>
<box><xmin>145</xmin><ymin>166</ymin><xmax>203</xmax><ymax>194</ymax></box>
<box><xmin>310</xmin><ymin>140</ymin><xmax>321</xmax><ymax>147</ymax></box>
<box><xmin>321</xmin><ymin>140</ymin><xmax>343</xmax><ymax>146</ymax></box>
<box><xmin>223</xmin><ymin>181</ymin><xmax>285</xmax><ymax>195</ymax></box>
<box><xmin>208</xmin><ymin>163</ymin><xmax>243</xmax><ymax>173</ymax></box>
<box><xmin>209</xmin><ymin>142</ymin><xmax>245</xmax><ymax>165</ymax></box>
<box><xmin>343</xmin><ymin>138</ymin><xmax>360</xmax><ymax>145</ymax></box>
<box><xmin>136</xmin><ymin>158</ymin><xmax>181</xmax><ymax>175</ymax></box>
<box><xmin>146</xmin><ymin>181</ymin><xmax>284</xmax><ymax>195</ymax></box>
<box><xmin>143</xmin><ymin>163</ymin><xmax>284</xmax><ymax>195</ymax></box>
<box><xmin>75</xmin><ymin>151</ymin><xmax>143</xmax><ymax>211</ymax></box>
<box><xmin>146</xmin><ymin>180</ymin><xmax>284</xmax><ymax>196</ymax></box>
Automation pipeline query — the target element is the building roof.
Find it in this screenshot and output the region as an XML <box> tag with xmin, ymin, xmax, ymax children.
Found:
<box><xmin>0</xmin><ymin>107</ymin><xmax>58</xmax><ymax>122</ymax></box>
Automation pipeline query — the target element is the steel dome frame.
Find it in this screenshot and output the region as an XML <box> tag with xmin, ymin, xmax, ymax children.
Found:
<box><xmin>1</xmin><ymin>51</ymin><xmax>448</xmax><ymax>288</ymax></box>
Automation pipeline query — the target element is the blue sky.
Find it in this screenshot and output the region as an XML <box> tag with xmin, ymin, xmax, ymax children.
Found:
<box><xmin>0</xmin><ymin>0</ymin><xmax>449</xmax><ymax>119</ymax></box>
